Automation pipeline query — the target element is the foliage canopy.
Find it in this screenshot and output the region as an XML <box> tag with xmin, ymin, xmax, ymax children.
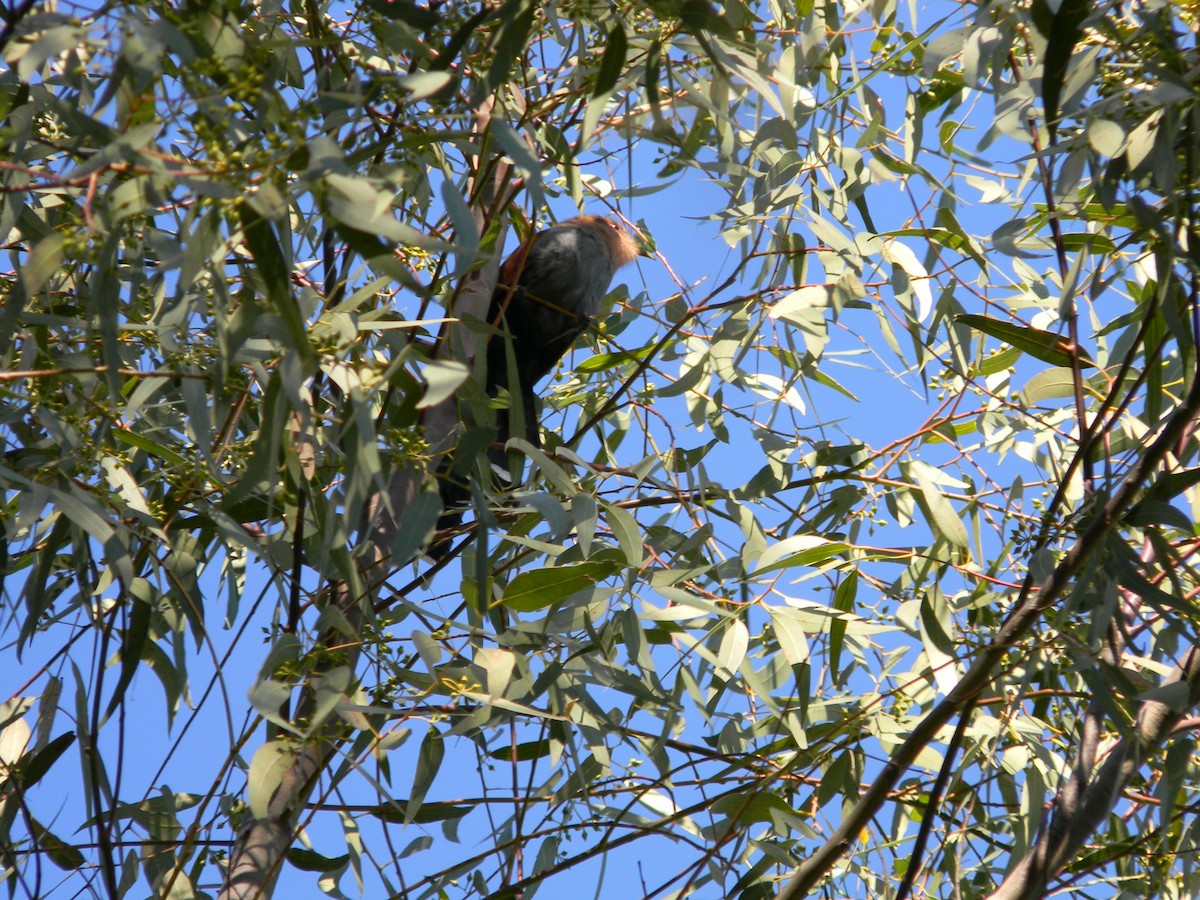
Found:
<box><xmin>2</xmin><ymin>0</ymin><xmax>1200</xmax><ymax>898</ymax></box>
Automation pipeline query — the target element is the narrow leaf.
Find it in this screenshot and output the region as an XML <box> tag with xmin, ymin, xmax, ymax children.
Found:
<box><xmin>958</xmin><ymin>313</ymin><xmax>1092</xmax><ymax>368</ymax></box>
<box><xmin>829</xmin><ymin>572</ymin><xmax>857</xmax><ymax>680</ymax></box>
<box><xmin>1042</xmin><ymin>0</ymin><xmax>1091</xmax><ymax>136</ymax></box>
<box><xmin>406</xmin><ymin>728</ymin><xmax>444</xmax><ymax>825</ymax></box>
<box><xmin>913</xmin><ymin>471</ymin><xmax>969</xmax><ymax>549</ymax></box>
<box><xmin>593</xmin><ymin>23</ymin><xmax>627</xmax><ymax>96</ymax></box>
<box><xmin>500</xmin><ymin>560</ymin><xmax>619</xmax><ymax>612</ymax></box>
<box><xmin>717</xmin><ymin>619</ymin><xmax>749</xmax><ymax>676</ymax></box>
<box><xmin>238</xmin><ymin>205</ymin><xmax>312</xmax><ymax>365</ymax></box>
<box><xmin>104</xmin><ymin>595</ymin><xmax>152</xmax><ymax>722</ymax></box>
<box><xmin>11</xmin><ymin>731</ymin><xmax>75</xmax><ymax>789</ymax></box>
<box><xmin>287</xmin><ymin>848</ymin><xmax>350</xmax><ymax>873</ymax></box>
<box><xmin>757</xmin><ymin>536</ymin><xmax>849</xmax><ymax>573</ymax></box>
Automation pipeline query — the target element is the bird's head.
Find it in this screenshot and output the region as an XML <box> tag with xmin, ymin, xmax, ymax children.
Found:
<box><xmin>571</xmin><ymin>215</ymin><xmax>644</xmax><ymax>269</ymax></box>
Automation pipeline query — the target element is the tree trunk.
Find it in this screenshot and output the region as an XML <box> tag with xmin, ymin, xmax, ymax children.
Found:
<box><xmin>219</xmin><ymin>102</ymin><xmax>515</xmax><ymax>900</ymax></box>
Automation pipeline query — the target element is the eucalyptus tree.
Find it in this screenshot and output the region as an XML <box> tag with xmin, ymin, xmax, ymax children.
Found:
<box><xmin>2</xmin><ymin>1</ymin><xmax>1199</xmax><ymax>898</ymax></box>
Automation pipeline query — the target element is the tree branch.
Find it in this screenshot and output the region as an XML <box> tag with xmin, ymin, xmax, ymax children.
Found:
<box><xmin>218</xmin><ymin>99</ymin><xmax>516</xmax><ymax>900</ymax></box>
<box><xmin>990</xmin><ymin>642</ymin><xmax>1200</xmax><ymax>899</ymax></box>
<box><xmin>778</xmin><ymin>372</ymin><xmax>1200</xmax><ymax>898</ymax></box>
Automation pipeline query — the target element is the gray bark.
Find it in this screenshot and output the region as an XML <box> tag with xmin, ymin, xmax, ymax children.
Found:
<box><xmin>989</xmin><ymin>643</ymin><xmax>1200</xmax><ymax>900</ymax></box>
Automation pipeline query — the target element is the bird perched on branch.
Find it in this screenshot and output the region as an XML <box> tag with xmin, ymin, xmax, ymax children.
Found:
<box><xmin>429</xmin><ymin>216</ymin><xmax>640</xmax><ymax>559</ymax></box>
<box><xmin>485</xmin><ymin>214</ymin><xmax>641</xmax><ymax>449</ymax></box>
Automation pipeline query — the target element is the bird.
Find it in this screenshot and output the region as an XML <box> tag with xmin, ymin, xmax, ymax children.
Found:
<box><xmin>429</xmin><ymin>215</ymin><xmax>640</xmax><ymax>559</ymax></box>
<box><xmin>484</xmin><ymin>215</ymin><xmax>641</xmax><ymax>450</ymax></box>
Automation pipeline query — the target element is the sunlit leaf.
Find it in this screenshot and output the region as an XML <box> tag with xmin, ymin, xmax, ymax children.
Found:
<box><xmin>500</xmin><ymin>560</ymin><xmax>620</xmax><ymax>612</ymax></box>
<box><xmin>958</xmin><ymin>314</ymin><xmax>1094</xmax><ymax>368</ymax></box>
<box><xmin>248</xmin><ymin>741</ymin><xmax>296</xmax><ymax>820</ymax></box>
<box><xmin>757</xmin><ymin>536</ymin><xmax>850</xmax><ymax>573</ymax></box>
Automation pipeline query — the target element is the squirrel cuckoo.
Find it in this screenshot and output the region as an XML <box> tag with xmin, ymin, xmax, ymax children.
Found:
<box><xmin>485</xmin><ymin>215</ymin><xmax>641</xmax><ymax>449</ymax></box>
<box><xmin>430</xmin><ymin>216</ymin><xmax>639</xmax><ymax>558</ymax></box>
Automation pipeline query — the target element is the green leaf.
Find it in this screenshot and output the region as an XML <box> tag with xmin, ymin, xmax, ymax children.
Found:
<box><xmin>958</xmin><ymin>314</ymin><xmax>1092</xmax><ymax>368</ymax></box>
<box><xmin>50</xmin><ymin>484</ymin><xmax>115</xmax><ymax>543</ymax></box>
<box><xmin>717</xmin><ymin>619</ymin><xmax>750</xmax><ymax>675</ymax></box>
<box><xmin>919</xmin><ymin>588</ymin><xmax>957</xmax><ymax>664</ymax></box>
<box><xmin>398</xmin><ymin>74</ymin><xmax>453</xmax><ymax>104</ymax></box>
<box><xmin>643</xmin><ymin>37</ymin><xmax>663</xmax><ymax>113</ymax></box>
<box><xmin>15</xmin><ymin>25</ymin><xmax>86</xmax><ymax>80</ymax></box>
<box><xmin>222</xmin><ymin>370</ymin><xmax>287</xmax><ymax>510</ymax></box>
<box><xmin>238</xmin><ymin>205</ymin><xmax>313</xmax><ymax>366</ymax></box>
<box><xmin>369</xmin><ymin>801</ymin><xmax>471</xmax><ymax>824</ymax></box>
<box><xmin>756</xmin><ymin>536</ymin><xmax>850</xmax><ymax>574</ymax></box>
<box><xmin>1087</xmin><ymin>119</ymin><xmax>1126</xmax><ymax>157</ymax></box>
<box><xmin>973</xmin><ymin>345</ymin><xmax>1022</xmax><ymax>376</ymax></box>
<box><xmin>104</xmin><ymin>592</ymin><xmax>152</xmax><ymax>722</ymax></box>
<box><xmin>390</xmin><ymin>490</ymin><xmax>445</xmax><ymax>564</ymax></box>
<box><xmin>572</xmin><ymin>493</ymin><xmax>598</xmax><ymax>557</ymax></box>
<box><xmin>767</xmin><ymin>608</ymin><xmax>810</xmax><ymax>667</ymax></box>
<box><xmin>576</xmin><ymin>346</ymin><xmax>654</xmax><ymax>372</ymax></box>
<box><xmin>601</xmin><ymin>500</ymin><xmax>644</xmax><ymax>567</ymax></box>
<box><xmin>29</xmin><ymin>817</ymin><xmax>86</xmax><ymax>870</ymax></box>
<box><xmin>247</xmin><ymin>680</ymin><xmax>298</xmax><ymax>735</ymax></box>
<box><xmin>1125</xmin><ymin>500</ymin><xmax>1192</xmax><ymax>531</ymax></box>
<box><xmin>475</xmin><ymin>0</ymin><xmax>536</xmax><ymax>104</ymax></box>
<box><xmin>1021</xmin><ymin>367</ymin><xmax>1078</xmax><ymax>405</ymax></box>
<box><xmin>287</xmin><ymin>848</ymin><xmax>350</xmax><ymax>873</ymax></box>
<box><xmin>829</xmin><ymin>572</ymin><xmax>857</xmax><ymax>681</ymax></box>
<box><xmin>20</xmin><ymin>233</ymin><xmax>65</xmax><ymax>295</ymax></box>
<box><xmin>417</xmin><ymin>360</ymin><xmax>469</xmax><ymax>409</ymax></box>
<box><xmin>913</xmin><ymin>470</ymin><xmax>969</xmax><ymax>549</ymax></box>
<box><xmin>406</xmin><ymin>728</ymin><xmax>444</xmax><ymax>825</ymax></box>
<box><xmin>500</xmin><ymin>560</ymin><xmax>620</xmax><ymax>612</ymax></box>
<box><xmin>486</xmin><ymin>739</ymin><xmax>553</xmax><ymax>761</ymax></box>
<box><xmin>9</xmin><ymin>731</ymin><xmax>75</xmax><ymax>789</ymax></box>
<box><xmin>711</xmin><ymin>790</ymin><xmax>793</xmax><ymax>824</ymax></box>
<box><xmin>489</xmin><ymin>120</ymin><xmax>543</xmax><ymax>185</ymax></box>
<box><xmin>679</xmin><ymin>0</ymin><xmax>737</xmax><ymax>40</ymax></box>
<box><xmin>112</xmin><ymin>427</ymin><xmax>187</xmax><ymax>467</ymax></box>
<box><xmin>247</xmin><ymin>740</ymin><xmax>296</xmax><ymax>819</ymax></box>
<box><xmin>475</xmin><ymin>647</ymin><xmax>517</xmax><ymax>697</ymax></box>
<box><xmin>1058</xmin><ymin>232</ymin><xmax>1117</xmax><ymax>254</ymax></box>
<box><xmin>1141</xmin><ymin>467</ymin><xmax>1200</xmax><ymax>503</ymax></box>
<box><xmin>1041</xmin><ymin>0</ymin><xmax>1091</xmax><ymax>136</ymax></box>
<box><xmin>594</xmin><ymin>23</ymin><xmax>628</xmax><ymax>96</ymax></box>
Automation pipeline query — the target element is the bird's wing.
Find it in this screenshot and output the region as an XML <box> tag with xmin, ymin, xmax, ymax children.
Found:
<box><xmin>518</xmin><ymin>225</ymin><xmax>614</xmax><ymax>318</ymax></box>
